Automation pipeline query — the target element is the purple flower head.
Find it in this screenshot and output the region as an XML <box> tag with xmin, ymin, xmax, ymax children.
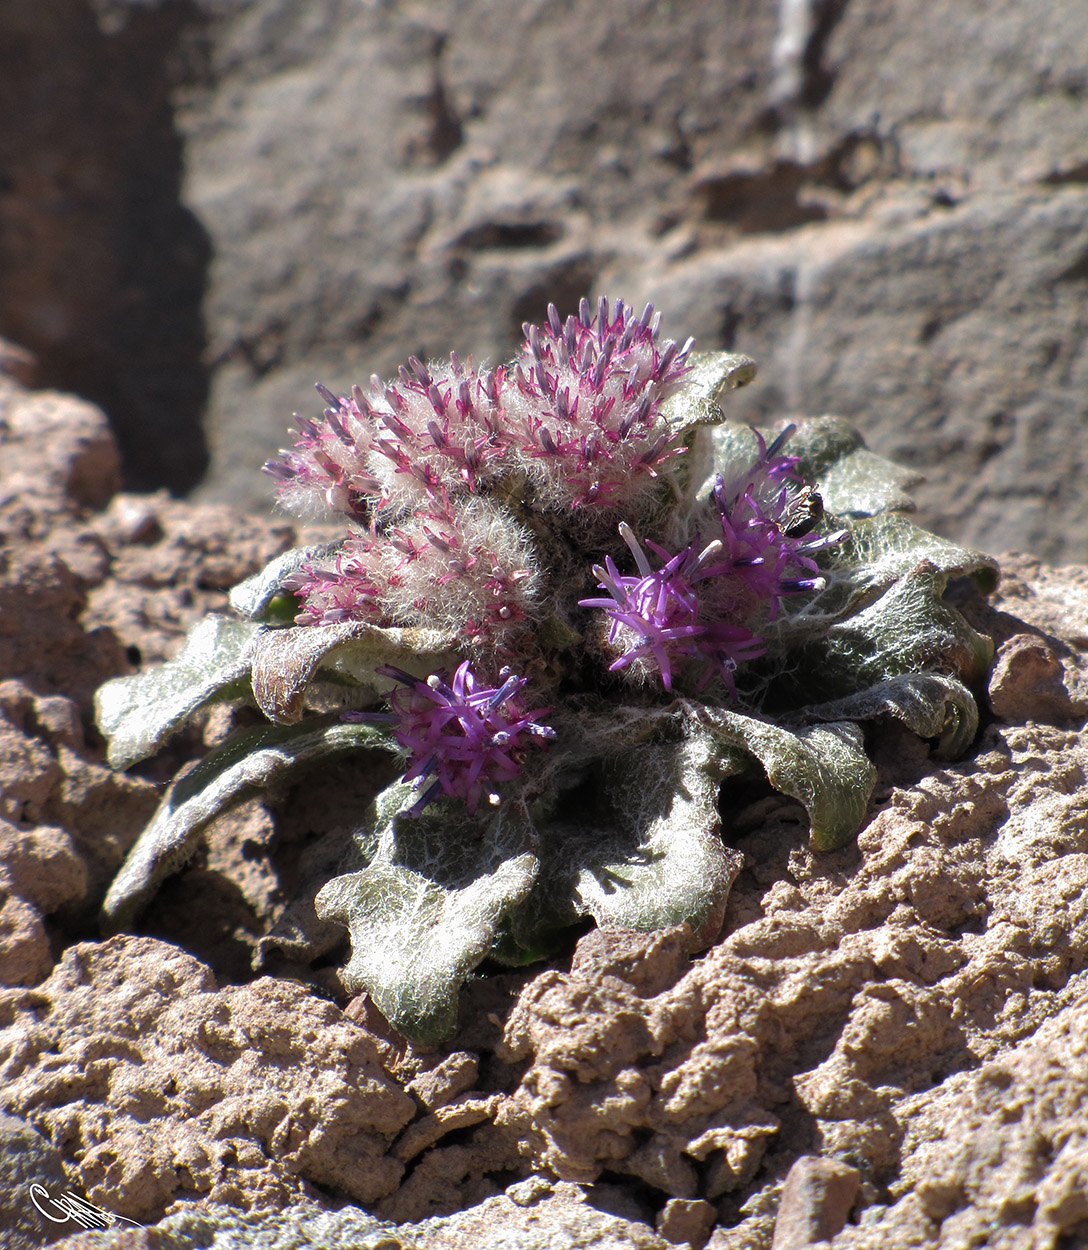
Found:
<box><xmin>580</xmin><ymin>523</ymin><xmax>765</xmax><ymax>692</ymax></box>
<box><xmin>505</xmin><ymin>297</ymin><xmax>694</xmax><ymax>510</ymax></box>
<box><xmin>701</xmin><ymin>425</ymin><xmax>846</xmax><ymax>621</ymax></box>
<box><xmin>352</xmin><ymin>662</ymin><xmax>555</xmax><ymax>816</ymax></box>
<box><xmin>581</xmin><ymin>426</ymin><xmax>845</xmax><ymax>693</ymax></box>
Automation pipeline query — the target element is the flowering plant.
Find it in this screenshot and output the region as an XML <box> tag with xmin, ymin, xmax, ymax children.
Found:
<box><xmin>96</xmin><ymin>299</ymin><xmax>997</xmax><ymax>1042</ymax></box>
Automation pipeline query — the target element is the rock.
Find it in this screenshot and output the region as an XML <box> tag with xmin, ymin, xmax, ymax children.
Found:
<box><xmin>823</xmin><ymin>996</ymin><xmax>1088</xmax><ymax>1247</ymax></box>
<box><xmin>770</xmin><ymin>1157</ymin><xmax>860</xmax><ymax>1249</ymax></box>
<box><xmin>0</xmin><ymin>1110</ymin><xmax>70</xmax><ymax>1249</ymax></box>
<box><xmin>637</xmin><ymin>187</ymin><xmax>1088</xmax><ymax>562</ymax></box>
<box><xmin>0</xmin><ymin>819</ymin><xmax>87</xmax><ymax>985</ymax></box>
<box><xmin>0</xmin><ymin>892</ymin><xmax>52</xmax><ymax>986</ymax></box>
<box><xmin>491</xmin><ymin>571</ymin><xmax>1088</xmax><ymax>1245</ymax></box>
<box><xmin>406</xmin><ymin>1051</ymin><xmax>481</xmax><ymax>1111</ymax></box>
<box><xmin>0</xmin><ymin>0</ymin><xmax>210</xmax><ymax>495</ymax></box>
<box><xmin>658</xmin><ymin>1197</ymin><xmax>719</xmax><ymax>1249</ymax></box>
<box><xmin>50</xmin><ymin>1184</ymin><xmax>675</xmax><ymax>1249</ymax></box>
<box><xmin>0</xmin><ymin>936</ymin><xmax>416</xmax><ymax>1221</ymax></box>
<box><xmin>5</xmin><ymin>1</ymin><xmax>1087</xmax><ymax>561</ymax></box>
<box><xmin>988</xmin><ymin>633</ymin><xmax>1079</xmax><ymax>724</ymax></box>
<box><xmin>0</xmin><ymin>546</ymin><xmax>125</xmax><ymax>712</ymax></box>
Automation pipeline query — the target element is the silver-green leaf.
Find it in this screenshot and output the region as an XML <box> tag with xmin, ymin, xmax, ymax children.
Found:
<box><xmin>796</xmin><ymin>672</ymin><xmax>979</xmax><ymax>761</ymax></box>
<box><xmin>95</xmin><ymin>616</ymin><xmax>262</xmax><ymax>770</ymax></box>
<box><xmin>696</xmin><ymin>706</ymin><xmax>877</xmax><ymax>852</ymax></box>
<box><xmin>250</xmin><ymin>621</ymin><xmax>459</xmax><ymax>723</ymax></box>
<box><xmin>509</xmin><ymin>726</ymin><xmax>745</xmax><ymax>956</ymax></box>
<box><xmin>776</xmin><ymin>416</ymin><xmax>921</xmax><ymax>517</ymax></box>
<box><xmin>661</xmin><ymin>350</ymin><xmax>758</xmax><ymax>439</ymax></box>
<box><xmin>229</xmin><ymin>544</ymin><xmax>334</xmax><ymax>621</ymax></box>
<box><xmin>316</xmin><ymin>787</ymin><xmax>539</xmax><ymax>1044</ymax></box>
<box><xmin>102</xmin><ymin>719</ymin><xmax>393</xmax><ymax>931</ymax></box>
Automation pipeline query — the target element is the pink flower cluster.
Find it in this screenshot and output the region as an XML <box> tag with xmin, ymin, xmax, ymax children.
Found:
<box><xmin>581</xmin><ymin>428</ymin><xmax>845</xmax><ymax>692</ymax></box>
<box><xmin>266</xmin><ymin>298</ymin><xmax>693</xmax><ymax>646</ymax></box>
<box><xmin>266</xmin><ymin>297</ymin><xmax>691</xmax><ymax>522</ymax></box>
<box><xmin>268</xmin><ymin>302</ymin><xmax>842</xmax><ymax>812</ymax></box>
<box><xmin>503</xmin><ymin>298</ymin><xmax>694</xmax><ymax>508</ymax></box>
<box><xmin>282</xmin><ymin>491</ymin><xmax>540</xmax><ymax>647</ymax></box>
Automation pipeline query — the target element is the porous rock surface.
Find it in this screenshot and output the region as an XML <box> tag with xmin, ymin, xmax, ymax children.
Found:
<box><xmin>1</xmin><ymin>937</ymin><xmax>415</xmax><ymax>1217</ymax></box>
<box><xmin>1</xmin><ymin>369</ymin><xmax>1088</xmax><ymax>1248</ymax></box>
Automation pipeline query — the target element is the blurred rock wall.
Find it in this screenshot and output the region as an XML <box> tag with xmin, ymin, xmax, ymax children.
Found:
<box><xmin>2</xmin><ymin>0</ymin><xmax>1086</xmax><ymax>558</ymax></box>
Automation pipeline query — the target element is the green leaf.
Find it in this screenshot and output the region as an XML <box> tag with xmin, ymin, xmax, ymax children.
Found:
<box><xmin>95</xmin><ymin>616</ymin><xmax>262</xmax><ymax>769</ymax></box>
<box><xmin>836</xmin><ymin>513</ymin><xmax>999</xmax><ymax>593</ymax></box>
<box><xmin>510</xmin><ymin>726</ymin><xmax>745</xmax><ymax>957</ymax></box>
<box><xmin>229</xmin><ymin>544</ymin><xmax>334</xmax><ymax>622</ymax></box>
<box><xmin>101</xmin><ymin>719</ymin><xmax>393</xmax><ymax>932</ymax></box>
<box><xmin>250</xmin><ymin>621</ymin><xmax>459</xmax><ymax>723</ymax></box>
<box><xmin>661</xmin><ymin>351</ymin><xmax>757</xmax><ymax>435</ymax></box>
<box><xmin>316</xmin><ymin>787</ymin><xmax>539</xmax><ymax>1044</ymax></box>
<box><xmin>695</xmin><ymin>705</ymin><xmax>877</xmax><ymax>851</ymax></box>
<box><xmin>759</xmin><ymin>512</ymin><xmax>998</xmax><ymax>664</ymax></box>
<box><xmin>665</xmin><ymin>353</ymin><xmax>758</xmax><ymax>504</ymax></box>
<box><xmin>779</xmin><ymin>556</ymin><xmax>995</xmax><ymax>704</ymax></box>
<box><xmin>695</xmin><ymin>416</ymin><xmax>919</xmax><ymax>522</ymax></box>
<box><xmin>797</xmin><ymin>672</ymin><xmax>979</xmax><ymax>760</ymax></box>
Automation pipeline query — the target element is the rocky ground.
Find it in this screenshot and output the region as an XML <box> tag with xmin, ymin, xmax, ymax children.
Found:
<box><xmin>1</xmin><ymin>357</ymin><xmax>1088</xmax><ymax>1250</ymax></box>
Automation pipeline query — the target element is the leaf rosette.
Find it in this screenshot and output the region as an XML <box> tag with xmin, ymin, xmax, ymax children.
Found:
<box><xmin>96</xmin><ymin>299</ymin><xmax>997</xmax><ymax>1042</ymax></box>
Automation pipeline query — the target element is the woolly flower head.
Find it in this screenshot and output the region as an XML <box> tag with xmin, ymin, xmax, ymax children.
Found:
<box><xmin>265</xmin><ymin>298</ymin><xmax>704</xmax><ymax>651</ymax></box>
<box><xmin>348</xmin><ymin>662</ymin><xmax>555</xmax><ymax>816</ymax></box>
<box><xmin>264</xmin><ymin>296</ymin><xmax>693</xmax><ymax>523</ymax></box>
<box><xmin>284</xmin><ymin>493</ymin><xmax>541</xmax><ymax>646</ymax></box>
<box><xmin>504</xmin><ymin>296</ymin><xmax>694</xmax><ymax>510</ymax></box>
<box><xmin>265</xmin><ymin>355</ymin><xmax>508</xmax><ymax>522</ymax></box>
<box><xmin>581</xmin><ymin>426</ymin><xmax>845</xmax><ymax>692</ymax></box>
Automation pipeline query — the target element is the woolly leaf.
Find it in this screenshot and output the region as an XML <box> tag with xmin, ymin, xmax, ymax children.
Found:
<box><xmin>776</xmin><ymin>556</ymin><xmax>995</xmax><ymax>705</ymax></box>
<box><xmin>696</xmin><ymin>706</ymin><xmax>877</xmax><ymax>851</ymax></box>
<box><xmin>761</xmin><ymin>512</ymin><xmax>999</xmax><ymax>664</ymax></box>
<box><xmin>102</xmin><ymin>719</ymin><xmax>393</xmax><ymax>931</ymax></box>
<box><xmin>667</xmin><ymin>354</ymin><xmax>758</xmax><ymax>505</ymax></box>
<box><xmin>229</xmin><ymin>544</ymin><xmax>333</xmax><ymax>621</ymax></box>
<box><xmin>508</xmin><ymin>723</ymin><xmax>745</xmax><ymax>958</ymax></box>
<box><xmin>661</xmin><ymin>351</ymin><xmax>757</xmax><ymax>437</ymax></box>
<box><xmin>250</xmin><ymin>621</ymin><xmax>459</xmax><ymax>723</ymax></box>
<box><xmin>798</xmin><ymin>672</ymin><xmax>979</xmax><ymax>760</ymax></box>
<box><xmin>837</xmin><ymin>513</ymin><xmax>999</xmax><ymax>596</ymax></box>
<box><xmin>778</xmin><ymin>416</ymin><xmax>920</xmax><ymax>517</ymax></box>
<box><xmin>95</xmin><ymin>616</ymin><xmax>261</xmax><ymax>770</ymax></box>
<box><xmin>698</xmin><ymin>417</ymin><xmax>918</xmax><ymax>521</ymax></box>
<box><xmin>316</xmin><ymin>787</ymin><xmax>539</xmax><ymax>1043</ymax></box>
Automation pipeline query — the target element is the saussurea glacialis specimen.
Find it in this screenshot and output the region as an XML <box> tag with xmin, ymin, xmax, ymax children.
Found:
<box><xmin>96</xmin><ymin>298</ymin><xmax>998</xmax><ymax>1043</ymax></box>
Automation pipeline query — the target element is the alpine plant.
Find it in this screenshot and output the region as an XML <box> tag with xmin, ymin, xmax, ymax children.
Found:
<box><xmin>96</xmin><ymin>297</ymin><xmax>999</xmax><ymax>1042</ymax></box>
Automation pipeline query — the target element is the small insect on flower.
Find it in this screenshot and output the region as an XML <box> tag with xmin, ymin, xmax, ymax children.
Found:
<box><xmin>347</xmin><ymin>662</ymin><xmax>555</xmax><ymax>816</ymax></box>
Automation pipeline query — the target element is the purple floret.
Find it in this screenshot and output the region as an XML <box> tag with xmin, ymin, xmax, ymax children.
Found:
<box><xmin>349</xmin><ymin>662</ymin><xmax>555</xmax><ymax>816</ymax></box>
<box><xmin>581</xmin><ymin>427</ymin><xmax>845</xmax><ymax>692</ymax></box>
